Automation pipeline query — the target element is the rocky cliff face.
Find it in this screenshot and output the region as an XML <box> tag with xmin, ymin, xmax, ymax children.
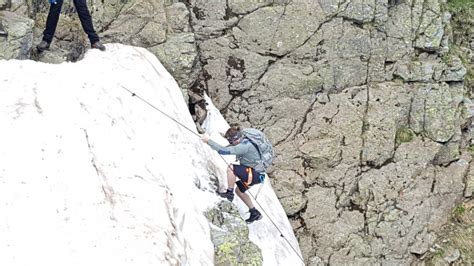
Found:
<box><xmin>1</xmin><ymin>0</ymin><xmax>472</xmax><ymax>264</ymax></box>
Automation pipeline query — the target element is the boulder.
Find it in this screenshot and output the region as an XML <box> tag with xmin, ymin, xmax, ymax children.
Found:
<box><xmin>0</xmin><ymin>11</ymin><xmax>33</xmax><ymax>60</ymax></box>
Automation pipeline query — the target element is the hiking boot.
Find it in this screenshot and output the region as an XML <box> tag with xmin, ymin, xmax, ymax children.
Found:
<box><xmin>91</xmin><ymin>41</ymin><xmax>106</xmax><ymax>51</ymax></box>
<box><xmin>245</xmin><ymin>209</ymin><xmax>262</xmax><ymax>224</ymax></box>
<box><xmin>36</xmin><ymin>40</ymin><xmax>50</xmax><ymax>53</ymax></box>
<box><xmin>218</xmin><ymin>190</ymin><xmax>234</xmax><ymax>202</ymax></box>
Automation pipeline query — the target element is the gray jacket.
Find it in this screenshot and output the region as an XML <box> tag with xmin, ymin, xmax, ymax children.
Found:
<box><xmin>207</xmin><ymin>138</ymin><xmax>262</xmax><ymax>172</ymax></box>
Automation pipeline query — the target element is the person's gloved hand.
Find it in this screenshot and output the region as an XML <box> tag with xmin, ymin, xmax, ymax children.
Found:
<box><xmin>49</xmin><ymin>0</ymin><xmax>57</xmax><ymax>4</ymax></box>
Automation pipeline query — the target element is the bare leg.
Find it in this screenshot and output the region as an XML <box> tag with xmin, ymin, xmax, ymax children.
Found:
<box><xmin>235</xmin><ymin>189</ymin><xmax>255</xmax><ymax>209</ymax></box>
<box><xmin>227</xmin><ymin>165</ymin><xmax>236</xmax><ymax>189</ymax></box>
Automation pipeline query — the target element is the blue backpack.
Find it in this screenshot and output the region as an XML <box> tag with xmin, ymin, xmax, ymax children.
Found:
<box><xmin>242</xmin><ymin>128</ymin><xmax>274</xmax><ymax>173</ymax></box>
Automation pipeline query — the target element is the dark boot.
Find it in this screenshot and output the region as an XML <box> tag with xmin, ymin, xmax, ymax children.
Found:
<box><xmin>91</xmin><ymin>41</ymin><xmax>106</xmax><ymax>51</ymax></box>
<box><xmin>245</xmin><ymin>208</ymin><xmax>262</xmax><ymax>224</ymax></box>
<box><xmin>36</xmin><ymin>40</ymin><xmax>50</xmax><ymax>53</ymax></box>
<box><xmin>218</xmin><ymin>189</ymin><xmax>234</xmax><ymax>202</ymax></box>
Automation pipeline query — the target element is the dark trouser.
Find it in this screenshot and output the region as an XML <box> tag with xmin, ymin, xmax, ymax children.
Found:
<box><xmin>42</xmin><ymin>0</ymin><xmax>99</xmax><ymax>44</ymax></box>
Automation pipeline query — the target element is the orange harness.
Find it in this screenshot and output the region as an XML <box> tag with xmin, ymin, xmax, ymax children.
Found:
<box><xmin>242</xmin><ymin>167</ymin><xmax>253</xmax><ymax>189</ymax></box>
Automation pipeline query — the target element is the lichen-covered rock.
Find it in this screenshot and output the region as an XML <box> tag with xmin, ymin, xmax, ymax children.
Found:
<box><xmin>1</xmin><ymin>0</ymin><xmax>471</xmax><ymax>264</ymax></box>
<box><xmin>0</xmin><ymin>0</ymin><xmax>10</xmax><ymax>10</ymax></box>
<box><xmin>188</xmin><ymin>0</ymin><xmax>470</xmax><ymax>263</ymax></box>
<box><xmin>198</xmin><ymin>35</ymin><xmax>271</xmax><ymax>111</ymax></box>
<box><xmin>440</xmin><ymin>56</ymin><xmax>467</xmax><ymax>81</ymax></box>
<box><xmin>362</xmin><ymin>83</ymin><xmax>412</xmax><ymax>167</ymax></box>
<box><xmin>386</xmin><ymin>2</ymin><xmax>412</xmax><ymax>45</ymax></box>
<box><xmin>289</xmin><ymin>17</ymin><xmax>371</xmax><ymax>91</ymax></box>
<box><xmin>271</xmin><ymin>169</ymin><xmax>307</xmax><ymax>216</ymax></box>
<box><xmin>165</xmin><ymin>2</ymin><xmax>191</xmax><ymax>33</ymax></box>
<box><xmin>228</xmin><ymin>0</ymin><xmax>270</xmax><ymax>15</ymax></box>
<box><xmin>149</xmin><ymin>33</ymin><xmax>198</xmax><ymax>91</ymax></box>
<box><xmin>293</xmin><ymin>86</ymin><xmax>365</xmax><ymax>187</ymax></box>
<box><xmin>340</xmin><ymin>0</ymin><xmax>376</xmax><ymax>23</ymax></box>
<box><xmin>205</xmin><ymin>202</ymin><xmax>263</xmax><ymax>265</ymax></box>
<box><xmin>394</xmin><ymin>58</ymin><xmax>444</xmax><ymax>82</ymax></box>
<box><xmin>301</xmin><ymin>185</ymin><xmax>365</xmax><ymax>262</ymax></box>
<box><xmin>9</xmin><ymin>0</ymin><xmax>27</xmax><ymax>15</ymax></box>
<box><xmin>186</xmin><ymin>0</ymin><xmax>237</xmax><ymax>40</ymax></box>
<box><xmin>465</xmin><ymin>156</ymin><xmax>474</xmax><ymax>197</ymax></box>
<box><xmin>433</xmin><ymin>141</ymin><xmax>461</xmax><ymax>166</ymax></box>
<box><xmin>233</xmin><ymin>3</ymin><xmax>325</xmax><ymax>56</ymax></box>
<box><xmin>410</xmin><ymin>83</ymin><xmax>462</xmax><ymax>142</ymax></box>
<box><xmin>93</xmin><ymin>0</ymin><xmax>167</xmax><ymax>47</ymax></box>
<box><xmin>414</xmin><ymin>0</ymin><xmax>445</xmax><ymax>51</ymax></box>
<box><xmin>0</xmin><ymin>11</ymin><xmax>33</xmax><ymax>60</ymax></box>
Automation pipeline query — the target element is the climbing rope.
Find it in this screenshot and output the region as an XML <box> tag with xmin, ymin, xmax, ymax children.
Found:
<box><xmin>254</xmin><ymin>179</ymin><xmax>264</xmax><ymax>200</ymax></box>
<box><xmin>121</xmin><ymin>86</ymin><xmax>305</xmax><ymax>264</ymax></box>
<box><xmin>121</xmin><ymin>86</ymin><xmax>199</xmax><ymax>138</ymax></box>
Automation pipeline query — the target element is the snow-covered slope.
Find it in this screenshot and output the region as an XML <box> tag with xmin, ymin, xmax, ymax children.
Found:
<box><xmin>0</xmin><ymin>44</ymin><xmax>302</xmax><ymax>265</ymax></box>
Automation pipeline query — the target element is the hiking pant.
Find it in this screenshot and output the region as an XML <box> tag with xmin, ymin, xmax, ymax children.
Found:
<box><xmin>42</xmin><ymin>0</ymin><xmax>100</xmax><ymax>44</ymax></box>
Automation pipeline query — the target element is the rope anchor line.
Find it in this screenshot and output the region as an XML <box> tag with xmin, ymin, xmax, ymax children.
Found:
<box><xmin>121</xmin><ymin>86</ymin><xmax>199</xmax><ymax>137</ymax></box>
<box><xmin>121</xmin><ymin>86</ymin><xmax>305</xmax><ymax>264</ymax></box>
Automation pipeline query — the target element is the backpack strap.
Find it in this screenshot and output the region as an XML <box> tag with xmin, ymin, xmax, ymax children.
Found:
<box><xmin>245</xmin><ymin>137</ymin><xmax>262</xmax><ymax>159</ymax></box>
